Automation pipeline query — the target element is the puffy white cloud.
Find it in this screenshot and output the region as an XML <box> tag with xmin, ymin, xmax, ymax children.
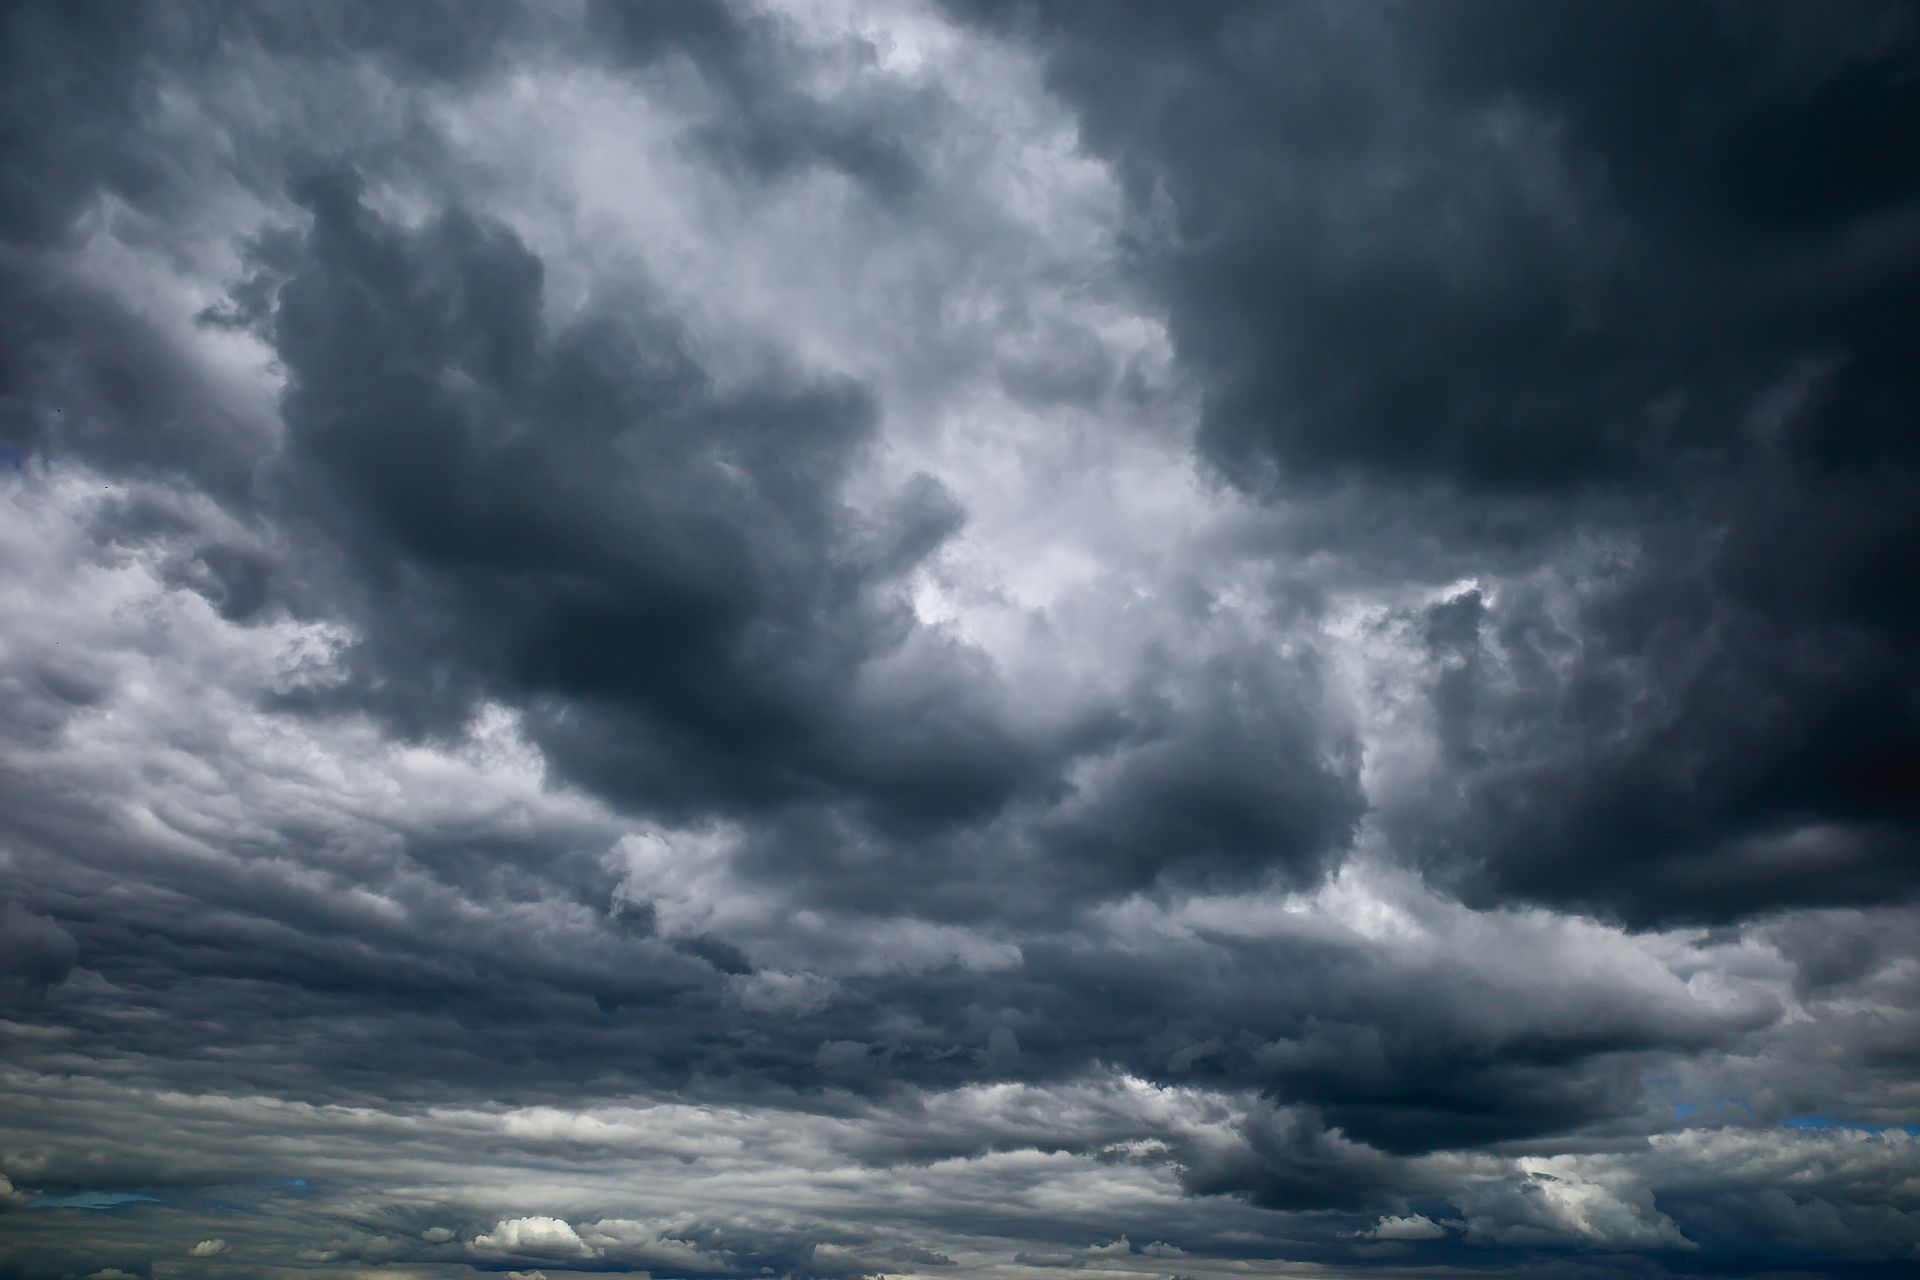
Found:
<box><xmin>471</xmin><ymin>1216</ymin><xmax>599</xmax><ymax>1259</ymax></box>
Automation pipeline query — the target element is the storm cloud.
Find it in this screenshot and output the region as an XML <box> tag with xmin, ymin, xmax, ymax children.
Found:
<box><xmin>2</xmin><ymin>2</ymin><xmax>1917</xmax><ymax>1279</ymax></box>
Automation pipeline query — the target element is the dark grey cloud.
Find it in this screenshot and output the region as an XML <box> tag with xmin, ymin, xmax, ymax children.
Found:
<box><xmin>238</xmin><ymin>166</ymin><xmax>1352</xmax><ymax>903</ymax></box>
<box><xmin>951</xmin><ymin>0</ymin><xmax>1920</xmax><ymax>926</ymax></box>
<box><xmin>958</xmin><ymin>0</ymin><xmax>1920</xmax><ymax>493</ymax></box>
<box><xmin>1397</xmin><ymin>566</ymin><xmax>1920</xmax><ymax>925</ymax></box>
<box><xmin>0</xmin><ymin>904</ymin><xmax>76</xmax><ymax>1001</ymax></box>
<box><xmin>3</xmin><ymin>3</ymin><xmax>1918</xmax><ymax>1279</ymax></box>
<box><xmin>585</xmin><ymin>0</ymin><xmax>927</xmax><ymax>197</ymax></box>
<box><xmin>258</xmin><ymin>169</ymin><xmax>947</xmax><ymax>791</ymax></box>
<box><xmin>7</xmin><ymin>0</ymin><xmax>1363</xmax><ymax>908</ymax></box>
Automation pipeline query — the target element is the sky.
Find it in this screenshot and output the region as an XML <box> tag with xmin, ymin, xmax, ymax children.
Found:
<box><xmin>1</xmin><ymin>1</ymin><xmax>1918</xmax><ymax>1277</ymax></box>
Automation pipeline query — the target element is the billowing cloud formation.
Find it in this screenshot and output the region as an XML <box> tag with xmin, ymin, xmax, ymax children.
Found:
<box><xmin>470</xmin><ymin>1216</ymin><xmax>597</xmax><ymax>1260</ymax></box>
<box><xmin>2</xmin><ymin>2</ymin><xmax>1917</xmax><ymax>1279</ymax></box>
<box><xmin>951</xmin><ymin>0</ymin><xmax>1920</xmax><ymax>928</ymax></box>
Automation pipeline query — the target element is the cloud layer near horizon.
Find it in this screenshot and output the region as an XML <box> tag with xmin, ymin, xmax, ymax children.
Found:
<box><xmin>2</xmin><ymin>2</ymin><xmax>1917</xmax><ymax>1278</ymax></box>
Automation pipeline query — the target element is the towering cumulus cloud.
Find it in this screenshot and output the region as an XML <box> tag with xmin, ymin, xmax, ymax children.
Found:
<box><xmin>2</xmin><ymin>2</ymin><xmax>1916</xmax><ymax>1278</ymax></box>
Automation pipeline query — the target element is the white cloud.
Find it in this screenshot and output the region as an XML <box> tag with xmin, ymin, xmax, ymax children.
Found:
<box><xmin>1361</xmin><ymin>1214</ymin><xmax>1445</xmax><ymax>1241</ymax></box>
<box><xmin>471</xmin><ymin>1216</ymin><xmax>600</xmax><ymax>1259</ymax></box>
<box><xmin>189</xmin><ymin>1237</ymin><xmax>229</xmax><ymax>1256</ymax></box>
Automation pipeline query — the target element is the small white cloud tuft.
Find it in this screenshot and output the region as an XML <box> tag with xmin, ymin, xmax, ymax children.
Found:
<box><xmin>472</xmin><ymin>1216</ymin><xmax>600</xmax><ymax>1258</ymax></box>
<box><xmin>189</xmin><ymin>1238</ymin><xmax>230</xmax><ymax>1257</ymax></box>
<box><xmin>1361</xmin><ymin>1214</ymin><xmax>1445</xmax><ymax>1241</ymax></box>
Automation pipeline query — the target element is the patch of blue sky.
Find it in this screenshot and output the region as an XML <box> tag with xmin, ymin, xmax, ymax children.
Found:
<box><xmin>1661</xmin><ymin>1097</ymin><xmax>1756</xmax><ymax>1125</ymax></box>
<box><xmin>31</xmin><ymin>1191</ymin><xmax>160</xmax><ymax>1210</ymax></box>
<box><xmin>1784</xmin><ymin>1116</ymin><xmax>1920</xmax><ymax>1134</ymax></box>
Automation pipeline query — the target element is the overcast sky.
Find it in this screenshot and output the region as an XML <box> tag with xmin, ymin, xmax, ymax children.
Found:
<box><xmin>3</xmin><ymin>2</ymin><xmax>1919</xmax><ymax>1278</ymax></box>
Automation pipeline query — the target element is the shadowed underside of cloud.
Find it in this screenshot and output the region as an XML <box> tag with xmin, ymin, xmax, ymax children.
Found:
<box><xmin>3</xmin><ymin>1</ymin><xmax>1919</xmax><ymax>1278</ymax></box>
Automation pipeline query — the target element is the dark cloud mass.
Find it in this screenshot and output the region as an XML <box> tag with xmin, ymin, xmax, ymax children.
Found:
<box><xmin>957</xmin><ymin>0</ymin><xmax>1920</xmax><ymax>926</ymax></box>
<box><xmin>2</xmin><ymin>2</ymin><xmax>1918</xmax><ymax>1278</ymax></box>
